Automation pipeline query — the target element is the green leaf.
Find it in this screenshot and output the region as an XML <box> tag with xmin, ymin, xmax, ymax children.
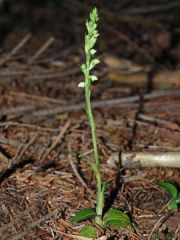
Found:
<box><xmin>90</xmin><ymin>8</ymin><xmax>98</xmax><ymax>22</ymax></box>
<box><xmin>89</xmin><ymin>37</ymin><xmax>97</xmax><ymax>50</ymax></box>
<box><xmin>101</xmin><ymin>182</ymin><xmax>107</xmax><ymax>192</ymax></box>
<box><xmin>167</xmin><ymin>200</ymin><xmax>178</xmax><ymax>210</ymax></box>
<box><xmin>175</xmin><ymin>193</ymin><xmax>180</xmax><ymax>204</ymax></box>
<box><xmin>156</xmin><ymin>180</ymin><xmax>177</xmax><ymax>199</ymax></box>
<box><xmin>86</xmin><ymin>21</ymin><xmax>91</xmax><ymax>34</ymax></box>
<box><xmin>104</xmin><ymin>209</ymin><xmax>132</xmax><ymax>228</ymax></box>
<box><xmin>79</xmin><ymin>225</ymin><xmax>97</xmax><ymax>239</ymax></box>
<box><xmin>72</xmin><ymin>208</ymin><xmax>96</xmax><ymax>224</ymax></box>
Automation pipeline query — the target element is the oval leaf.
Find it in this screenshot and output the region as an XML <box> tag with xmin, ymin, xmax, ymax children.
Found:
<box><xmin>80</xmin><ymin>225</ymin><xmax>97</xmax><ymax>239</ymax></box>
<box><xmin>104</xmin><ymin>209</ymin><xmax>132</xmax><ymax>228</ymax></box>
<box><xmin>72</xmin><ymin>208</ymin><xmax>96</xmax><ymax>224</ymax></box>
<box><xmin>168</xmin><ymin>200</ymin><xmax>178</xmax><ymax>210</ymax></box>
<box><xmin>175</xmin><ymin>193</ymin><xmax>180</xmax><ymax>204</ymax></box>
<box><xmin>156</xmin><ymin>181</ymin><xmax>177</xmax><ymax>199</ymax></box>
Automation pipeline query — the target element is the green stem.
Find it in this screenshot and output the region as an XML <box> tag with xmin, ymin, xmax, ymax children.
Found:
<box><xmin>85</xmin><ymin>51</ymin><xmax>104</xmax><ymax>226</ymax></box>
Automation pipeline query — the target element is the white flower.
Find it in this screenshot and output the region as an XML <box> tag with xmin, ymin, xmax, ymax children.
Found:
<box><xmin>90</xmin><ymin>75</ymin><xmax>98</xmax><ymax>81</ymax></box>
<box><xmin>78</xmin><ymin>82</ymin><xmax>85</xmax><ymax>88</ymax></box>
<box><xmin>90</xmin><ymin>49</ymin><xmax>97</xmax><ymax>55</ymax></box>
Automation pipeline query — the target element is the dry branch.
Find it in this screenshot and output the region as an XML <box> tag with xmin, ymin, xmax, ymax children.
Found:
<box><xmin>124</xmin><ymin>1</ymin><xmax>180</xmax><ymax>15</ymax></box>
<box><xmin>0</xmin><ymin>34</ymin><xmax>31</xmax><ymax>66</ymax></box>
<box><xmin>108</xmin><ymin>71</ymin><xmax>180</xmax><ymax>89</ymax></box>
<box><xmin>39</xmin><ymin>120</ymin><xmax>71</xmax><ymax>163</ymax></box>
<box><xmin>11</xmin><ymin>208</ymin><xmax>60</xmax><ymax>240</ymax></box>
<box><xmin>28</xmin><ymin>37</ymin><xmax>55</xmax><ymax>64</ymax></box>
<box><xmin>33</xmin><ymin>89</ymin><xmax>180</xmax><ymax>117</ymax></box>
<box><xmin>0</xmin><ymin>135</ymin><xmax>38</xmax><ymax>176</ymax></box>
<box><xmin>107</xmin><ymin>151</ymin><xmax>180</xmax><ymax>168</ymax></box>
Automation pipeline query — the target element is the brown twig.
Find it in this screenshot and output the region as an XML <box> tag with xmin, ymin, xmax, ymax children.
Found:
<box><xmin>10</xmin><ymin>135</ymin><xmax>38</xmax><ymax>167</ymax></box>
<box><xmin>0</xmin><ymin>205</ymin><xmax>36</xmax><ymax>236</ymax></box>
<box><xmin>174</xmin><ymin>226</ymin><xmax>180</xmax><ymax>240</ymax></box>
<box><xmin>68</xmin><ymin>142</ymin><xmax>88</xmax><ymax>188</ymax></box>
<box><xmin>28</xmin><ymin>37</ymin><xmax>55</xmax><ymax>64</ymax></box>
<box><xmin>0</xmin><ymin>135</ymin><xmax>38</xmax><ymax>177</ymax></box>
<box><xmin>25</xmin><ymin>66</ymin><xmax>80</xmax><ymax>81</ymax></box>
<box><xmin>33</xmin><ymin>89</ymin><xmax>180</xmax><ymax>117</ymax></box>
<box><xmin>148</xmin><ymin>214</ymin><xmax>172</xmax><ymax>240</ymax></box>
<box><xmin>0</xmin><ymin>121</ymin><xmax>60</xmax><ymax>132</ymax></box>
<box><xmin>1</xmin><ymin>106</ymin><xmax>34</xmax><ymax>116</ymax></box>
<box><xmin>40</xmin><ymin>120</ymin><xmax>71</xmax><ymax>163</ymax></box>
<box><xmin>0</xmin><ymin>137</ymin><xmax>56</xmax><ymax>158</ymax></box>
<box><xmin>124</xmin><ymin>1</ymin><xmax>180</xmax><ymax>15</ymax></box>
<box><xmin>11</xmin><ymin>208</ymin><xmax>60</xmax><ymax>240</ymax></box>
<box><xmin>9</xmin><ymin>91</ymin><xmax>66</xmax><ymax>104</ymax></box>
<box><xmin>103</xmin><ymin>25</ymin><xmax>154</xmax><ymax>63</ymax></box>
<box><xmin>138</xmin><ymin>114</ymin><xmax>180</xmax><ymax>131</ymax></box>
<box><xmin>0</xmin><ymin>34</ymin><xmax>31</xmax><ymax>66</ymax></box>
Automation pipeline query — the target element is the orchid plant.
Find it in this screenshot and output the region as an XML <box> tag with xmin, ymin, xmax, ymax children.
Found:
<box><xmin>72</xmin><ymin>8</ymin><xmax>132</xmax><ymax>238</ymax></box>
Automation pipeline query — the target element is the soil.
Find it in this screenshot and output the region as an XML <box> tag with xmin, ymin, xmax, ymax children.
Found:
<box><xmin>0</xmin><ymin>1</ymin><xmax>180</xmax><ymax>239</ymax></box>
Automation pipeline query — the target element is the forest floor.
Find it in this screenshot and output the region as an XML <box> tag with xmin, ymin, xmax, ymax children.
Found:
<box><xmin>0</xmin><ymin>1</ymin><xmax>180</xmax><ymax>239</ymax></box>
